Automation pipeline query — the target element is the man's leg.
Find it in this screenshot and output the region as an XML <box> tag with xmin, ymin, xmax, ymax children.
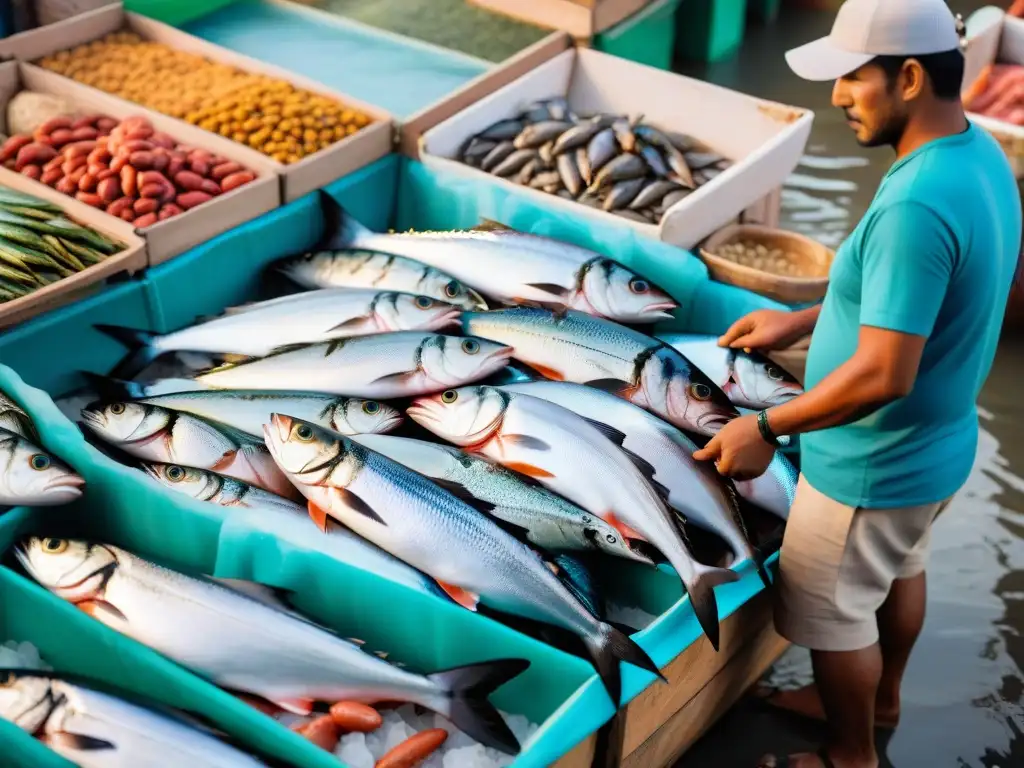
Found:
<box><xmin>807</xmin><ymin>645</ymin><xmax>882</xmax><ymax>767</ymax></box>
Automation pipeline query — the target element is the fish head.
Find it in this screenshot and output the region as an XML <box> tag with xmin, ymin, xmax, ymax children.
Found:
<box><xmin>276</xmin><ymin>250</ymin><xmax>332</xmax><ymax>287</ymax></box>
<box><xmin>583</xmin><ymin>522</ymin><xmax>656</xmax><ymax>564</ymax></box>
<box><xmin>378</xmin><ymin>292</ymin><xmax>463</xmax><ymax>333</ymax></box>
<box><xmin>80</xmin><ymin>401</ymin><xmax>167</xmax><ymax>446</ymax></box>
<box><xmin>733</xmin><ymin>354</ymin><xmax>803</xmax><ymax>407</ymax></box>
<box><xmin>0</xmin><ymin>432</ymin><xmax>84</xmax><ymax>505</ymax></box>
<box><xmin>420</xmin><ymin>335</ymin><xmax>514</xmax><ymax>389</ymax></box>
<box><xmin>407</xmin><ymin>386</ymin><xmax>508</xmax><ymax>447</ymax></box>
<box><xmin>427</xmin><ymin>274</ymin><xmax>488</xmax><ymax>312</ymax></box>
<box><xmin>644</xmin><ymin>348</ymin><xmax>738</xmax><ymax>435</ymax></box>
<box><xmin>330</xmin><ymin>398</ymin><xmax>404</xmax><ymax>436</ymax></box>
<box><xmin>263</xmin><ymin>414</ymin><xmax>354</xmax><ymax>488</ymax></box>
<box><xmin>16</xmin><ymin>538</ymin><xmax>117</xmax><ymax>603</ymax></box>
<box><xmin>143</xmin><ymin>462</ymin><xmax>214</xmax><ymax>500</ymax></box>
<box><xmin>0</xmin><ymin>670</ymin><xmax>57</xmax><ymax>733</ymax></box>
<box><xmin>580</xmin><ymin>260</ymin><xmax>678</xmax><ymax>323</ymax></box>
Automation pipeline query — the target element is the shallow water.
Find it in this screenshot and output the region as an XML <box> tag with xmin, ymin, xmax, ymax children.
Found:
<box><xmin>674</xmin><ymin>5</ymin><xmax>1024</xmax><ymax>767</ymax></box>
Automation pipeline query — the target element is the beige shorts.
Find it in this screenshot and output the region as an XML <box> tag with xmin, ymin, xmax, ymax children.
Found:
<box><xmin>773</xmin><ymin>475</ymin><xmax>950</xmax><ymax>652</ymax></box>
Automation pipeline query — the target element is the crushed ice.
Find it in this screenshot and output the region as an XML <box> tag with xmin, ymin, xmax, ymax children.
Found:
<box><xmin>0</xmin><ymin>639</ymin><xmax>52</xmax><ymax>671</ymax></box>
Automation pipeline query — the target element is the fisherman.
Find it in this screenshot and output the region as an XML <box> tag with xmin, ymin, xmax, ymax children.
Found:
<box><xmin>692</xmin><ymin>1</ymin><xmax>1022</xmax><ymax>767</ymax></box>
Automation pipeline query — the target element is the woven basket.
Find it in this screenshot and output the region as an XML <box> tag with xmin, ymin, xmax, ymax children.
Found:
<box><xmin>698</xmin><ymin>223</ymin><xmax>834</xmax><ymax>305</ymax></box>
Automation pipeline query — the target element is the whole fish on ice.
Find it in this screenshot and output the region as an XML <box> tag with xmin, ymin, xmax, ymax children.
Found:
<box><xmin>264</xmin><ymin>415</ymin><xmax>662</xmax><ymax>705</ymax></box>
<box><xmin>0</xmin><ymin>428</ymin><xmax>84</xmax><ymax>506</ymax></box>
<box><xmin>17</xmin><ymin>537</ymin><xmax>529</xmax><ymax>755</ymax></box>
<box><xmin>0</xmin><ymin>669</ymin><xmax>266</xmax><ymax>767</ymax></box>
<box><xmin>407</xmin><ymin>386</ymin><xmax>739</xmax><ymax>650</ymax></box>
<box><xmin>317</xmin><ymin>193</ymin><xmax>677</xmax><ymax>323</ymax></box>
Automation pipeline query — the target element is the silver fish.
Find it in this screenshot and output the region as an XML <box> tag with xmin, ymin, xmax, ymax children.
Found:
<box><xmin>734</xmin><ymin>451</ymin><xmax>797</xmax><ymax>521</ymax></box>
<box><xmin>575</xmin><ymin>146</ymin><xmax>592</xmax><ymax>185</ymax></box>
<box><xmin>0</xmin><ymin>670</ymin><xmax>265</xmax><ymax>767</ymax></box>
<box><xmin>0</xmin><ymin>427</ymin><xmax>84</xmax><ymax>506</ymax></box>
<box><xmin>587</xmin><ymin>153</ymin><xmax>646</xmax><ymax>193</ymax></box>
<box><xmin>461</xmin><ymin>137</ymin><xmax>498</xmax><ymax>166</ymax></box>
<box><xmin>658</xmin><ymin>334</ymin><xmax>804</xmax><ymax>409</ymax></box>
<box><xmin>551</xmin><ymin>117</ymin><xmax>612</xmax><ymax>156</ymax></box>
<box><xmin>513</xmin><ymin>121</ymin><xmax>572</xmax><ymax>150</ymax></box>
<box><xmin>492</xmin><ymin>149</ymin><xmax>538</xmax><ymax>177</ymax></box>
<box><xmin>0</xmin><ymin>393</ymin><xmax>35</xmax><ymax>440</ymax></box>
<box><xmin>350</xmin><ymin>433</ymin><xmax>651</xmax><ymax>563</ymax></box>
<box><xmin>275</xmin><ymin>250</ymin><xmax>487</xmax><ymax>311</ymax></box>
<box><xmin>79</xmin><ymin>403</ymin><xmax>298</xmax><ymax>500</ymax></box>
<box><xmin>661</xmin><ymin>188</ymin><xmax>693</xmax><ymax>210</ymax></box>
<box><xmin>611</xmin><ymin>119</ymin><xmax>637</xmax><ymax>153</ymax></box>
<box><xmin>478</xmin><ymin>118</ymin><xmax>525</xmax><ymax>141</ymax></box>
<box><xmin>461</xmin><ymin>308</ymin><xmax>739</xmax><ymax>436</ymax></box>
<box><xmin>538</xmin><ymin>140</ymin><xmax>556</xmax><ymax>165</ymax></box>
<box><xmin>264</xmin><ymin>415</ymin><xmax>662</xmax><ymax>705</ymax></box>
<box><xmin>639</xmin><ymin>143</ymin><xmax>670</xmax><ymax>178</ymax></box>
<box><xmin>193</xmin><ymin>332</ymin><xmax>512</xmax><ymax>399</ymax></box>
<box><xmin>319</xmin><ymin>196</ymin><xmax>678</xmax><ymax>324</ymax></box>
<box><xmin>630</xmin><ymin>180</ymin><xmax>682</xmax><ymax>211</ymax></box>
<box><xmin>556</xmin><ymin>153</ymin><xmax>583</xmax><ymax>197</ymax></box>
<box><xmin>635</xmin><ymin>126</ymin><xmax>695</xmax><ymax>188</ymax></box>
<box><xmin>17</xmin><ymin>538</ymin><xmax>527</xmax><ymax>754</ymax></box>
<box><xmin>603</xmin><ymin>178</ymin><xmax>645</xmax><ymax>211</ymax></box>
<box><xmin>528</xmin><ymin>171</ymin><xmax>561</xmax><ymax>190</ymax></box>
<box><xmin>480</xmin><ymin>141</ymin><xmax>516</xmax><ymax>172</ymax></box>
<box><xmin>586</xmin><ymin>128</ymin><xmax>618</xmax><ymax>176</ymax></box>
<box><xmin>515</xmin><ymin>158</ymin><xmax>541</xmax><ymax>185</ymax></box>
<box><xmin>143</xmin><ymin>462</ymin><xmax>305</xmax><ymax>513</ymax></box>
<box><xmin>407</xmin><ymin>387</ymin><xmax>739</xmax><ymax>650</ymax></box>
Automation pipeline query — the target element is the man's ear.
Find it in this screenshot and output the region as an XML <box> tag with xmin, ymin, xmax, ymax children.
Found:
<box><xmin>901</xmin><ymin>58</ymin><xmax>927</xmax><ymax>101</ymax></box>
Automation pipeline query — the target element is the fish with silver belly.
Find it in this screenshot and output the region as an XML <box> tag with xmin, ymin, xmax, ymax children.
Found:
<box><xmin>0</xmin><ymin>393</ymin><xmax>36</xmax><ymax>440</ymax></box>
<box><xmin>350</xmin><ymin>433</ymin><xmax>652</xmax><ymax>564</ymax></box>
<box><xmin>192</xmin><ymin>332</ymin><xmax>513</xmax><ymax>399</ymax></box>
<box><xmin>79</xmin><ymin>402</ymin><xmax>298</xmax><ymax>500</ymax></box>
<box><xmin>658</xmin><ymin>333</ymin><xmax>804</xmax><ymax>409</ymax></box>
<box><xmin>462</xmin><ymin>307</ymin><xmax>739</xmax><ymax>436</ymax></box>
<box><xmin>95</xmin><ymin>287</ymin><xmax>462</xmax><ymax>380</ymax></box>
<box><xmin>273</xmin><ymin>249</ymin><xmax>487</xmax><ymax>311</ymax></box>
<box><xmin>142</xmin><ymin>463</ymin><xmax>452</xmax><ymax>601</ymax></box>
<box><xmin>263</xmin><ymin>415</ymin><xmax>662</xmax><ymax>705</ymax></box>
<box><xmin>0</xmin><ymin>669</ymin><xmax>267</xmax><ymax>767</ymax></box>
<box><xmin>16</xmin><ymin>537</ymin><xmax>528</xmax><ymax>754</ymax></box>
<box><xmin>0</xmin><ymin>427</ymin><xmax>84</xmax><ymax>506</ymax></box>
<box><xmin>317</xmin><ymin>194</ymin><xmax>677</xmax><ymax>324</ymax></box>
<box><xmin>407</xmin><ymin>387</ymin><xmax>740</xmax><ymax>650</ymax></box>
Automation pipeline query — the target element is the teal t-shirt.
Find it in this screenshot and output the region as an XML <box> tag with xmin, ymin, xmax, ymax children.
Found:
<box><xmin>801</xmin><ymin>123</ymin><xmax>1021</xmax><ymax>509</ymax></box>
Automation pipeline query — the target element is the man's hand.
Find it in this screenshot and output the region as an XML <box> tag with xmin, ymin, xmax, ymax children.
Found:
<box><xmin>718</xmin><ymin>307</ymin><xmax>819</xmax><ymax>351</ymax></box>
<box><xmin>692</xmin><ymin>414</ymin><xmax>776</xmax><ymax>481</ymax></box>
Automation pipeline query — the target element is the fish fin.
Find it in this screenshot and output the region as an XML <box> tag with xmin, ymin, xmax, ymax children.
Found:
<box><xmin>584</xmin><ymin>378</ymin><xmax>631</xmax><ymax>396</ymax></box>
<box><xmin>316</xmin><ymin>191</ymin><xmax>372</xmax><ymax>250</ymax></box>
<box><xmin>329</xmin><ymin>487</ymin><xmax>387</xmax><ymax>525</ymax></box>
<box><xmin>429</xmin><ymin>658</ymin><xmax>529</xmax><ymax>755</ymax></box>
<box><xmin>437</xmin><ymin>581</ymin><xmax>480</xmax><ymax>611</ymax></box>
<box><xmin>369</xmin><ymin>370</ymin><xmax>420</xmax><ymax>386</ymax></box>
<box><xmin>522</xmin><ymin>363</ymin><xmax>564</xmax><ymax>381</ymax></box>
<box><xmin>615</xmin><ymin>445</ymin><xmax>674</xmax><ymax>508</ymax></box>
<box><xmin>76</xmin><ymin>599</ymin><xmax>127</xmax><ymax>624</ymax></box>
<box><xmin>45</xmin><ymin>732</ymin><xmax>115</xmax><ymax>751</ymax></box>
<box><xmin>609</xmin><ymin>619</ymin><xmax>641</xmax><ymax>636</ymax></box>
<box><xmin>585</xmin><ymin>623</ymin><xmax>665</xmax><ymax>707</ymax></box>
<box><xmin>328</xmin><ymin>316</ymin><xmax>373</xmax><ymax>332</ymax></box>
<box><xmin>308</xmin><ymin>500</ymin><xmax>331</xmax><ymax>532</ymax></box>
<box><xmin>719</xmin><ymin>478</ymin><xmax>770</xmax><ymax>588</ymax></box>
<box><xmin>473</xmin><ymin>218</ymin><xmax>514</xmax><ymax>233</ymax></box>
<box><xmin>525</xmin><ymin>282</ymin><xmax>570</xmax><ymax>297</ymax></box>
<box><xmin>603</xmin><ymin>511</ymin><xmax>648</xmax><ymax>543</ymax></box>
<box><xmin>270</xmin><ymin>697</ymin><xmax>316</xmax><ymax>716</ymax></box>
<box><xmin>550</xmin><ymin>553</ymin><xmax>602</xmax><ymax>620</ymax></box>
<box><xmin>210</xmin><ymin>450</ymin><xmax>238</xmax><ymax>472</ymax></box>
<box><xmin>503</xmin><ymin>461</ymin><xmax>555</xmax><ymax>479</ymax></box>
<box><xmin>579</xmin><ymin>416</ymin><xmax>627</xmax><ymax>447</ymax></box>
<box><xmin>686</xmin><ymin>565</ymin><xmax>741</xmax><ymax>652</ymax></box>
<box><xmin>502</xmin><ymin>434</ymin><xmax>551</xmax><ymax>451</ymax></box>
<box><xmin>78</xmin><ymin>371</ymin><xmax>146</xmax><ymax>401</ymax></box>
<box><xmin>264</xmin><ymin>343</ymin><xmax>310</xmax><ymax>358</ymax></box>
<box><xmin>94</xmin><ymin>325</ymin><xmax>161</xmax><ymax>380</ymax></box>
<box><xmin>431</xmin><ymin>477</ymin><xmax>496</xmax><ymax>513</ymax></box>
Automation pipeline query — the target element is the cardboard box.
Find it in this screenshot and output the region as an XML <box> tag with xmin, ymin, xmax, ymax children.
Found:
<box><xmin>0</xmin><ymin>2</ymin><xmax>395</xmax><ymax>202</ymax></box>
<box><xmin>0</xmin><ymin>156</ymin><xmax>145</xmax><ymax>329</ymax></box>
<box><xmin>418</xmin><ymin>42</ymin><xmax>813</xmax><ymax>250</ymax></box>
<box><xmin>467</xmin><ymin>0</ymin><xmax>655</xmax><ymax>40</ymax></box>
<box><xmin>0</xmin><ymin>60</ymin><xmax>280</xmax><ymax>266</ymax></box>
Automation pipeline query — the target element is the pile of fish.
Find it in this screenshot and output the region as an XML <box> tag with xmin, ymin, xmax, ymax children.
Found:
<box><xmin>5</xmin><ymin>192</ymin><xmax>802</xmax><ymax>764</ymax></box>
<box><xmin>456</xmin><ymin>98</ymin><xmax>733</xmax><ymax>224</ymax></box>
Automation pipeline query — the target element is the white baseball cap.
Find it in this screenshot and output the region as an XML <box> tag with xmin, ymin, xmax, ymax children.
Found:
<box><xmin>785</xmin><ymin>0</ymin><xmax>963</xmax><ymax>82</ymax></box>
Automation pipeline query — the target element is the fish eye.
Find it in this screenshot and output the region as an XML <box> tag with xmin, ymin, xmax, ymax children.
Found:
<box><xmin>690</xmin><ymin>383</ymin><xmax>712</xmax><ymax>401</ymax></box>
<box><xmin>165</xmin><ymin>465</ymin><xmax>185</xmax><ymax>482</ymax></box>
<box><xmin>362</xmin><ymin>401</ymin><xmax>381</xmax><ymax>415</ymax></box>
<box><xmin>461</xmin><ymin>339</ymin><xmax>480</xmax><ymax>355</ymax></box>
<box><xmin>581</xmin><ymin>515</ymin><xmax>591</xmax><ymax>524</ymax></box>
<box><xmin>766</xmin><ymin>366</ymin><xmax>784</xmax><ymax>381</ymax></box>
<box><xmin>444</xmin><ymin>280</ymin><xmax>463</xmax><ymax>298</ymax></box>
<box><xmin>605</xmin><ymin>534</ymin><xmax>617</xmax><ymax>544</ymax></box>
<box><xmin>29</xmin><ymin>454</ymin><xmax>51</xmax><ymax>471</ymax></box>
<box><xmin>42</xmin><ymin>538</ymin><xmax>68</xmax><ymax>555</ymax></box>
<box><xmin>629</xmin><ymin>278</ymin><xmax>650</xmax><ymax>295</ymax></box>
<box><xmin>441</xmin><ymin>390</ymin><xmax>459</xmax><ymax>404</ymax></box>
<box><xmin>109</xmin><ymin>403</ymin><xmax>126</xmax><ymax>415</ymax></box>
<box><xmin>293</xmin><ymin>424</ymin><xmax>315</xmax><ymax>442</ymax></box>
<box><xmin>415</xmin><ymin>296</ymin><xmax>434</xmax><ymax>309</ymax></box>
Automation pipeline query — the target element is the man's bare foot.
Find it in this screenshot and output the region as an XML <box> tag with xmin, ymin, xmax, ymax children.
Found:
<box><xmin>752</xmin><ymin>683</ymin><xmax>899</xmax><ymax>729</ymax></box>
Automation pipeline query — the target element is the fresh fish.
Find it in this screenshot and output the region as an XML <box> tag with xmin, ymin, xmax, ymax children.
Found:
<box><xmin>193</xmin><ymin>332</ymin><xmax>512</xmax><ymax>399</ymax></box>
<box><xmin>734</xmin><ymin>451</ymin><xmax>797</xmax><ymax>521</ymax></box>
<box><xmin>519</xmin><ymin>97</ymin><xmax>573</xmax><ymax>123</ymax></box>
<box><xmin>96</xmin><ymin>288</ymin><xmax>461</xmax><ymax>380</ymax></box>
<box><xmin>275</xmin><ymin>250</ymin><xmax>488</xmax><ymax>311</ymax></box>
<box><xmin>635</xmin><ymin>126</ymin><xmax>695</xmax><ymax>188</ymax></box>
<box><xmin>498</xmin><ymin>381</ymin><xmax>768</xmax><ymax>585</ymax></box>
<box><xmin>79</xmin><ymin>403</ymin><xmax>297</xmax><ymax>500</ymax></box>
<box><xmin>603</xmin><ymin>178</ymin><xmax>645</xmax><ymax>211</ymax></box>
<box><xmin>0</xmin><ymin>427</ymin><xmax>84</xmax><ymax>505</ymax></box>
<box><xmin>462</xmin><ymin>308</ymin><xmax>738</xmax><ymax>436</ymax></box>
<box><xmin>318</xmin><ymin>194</ymin><xmax>677</xmax><ymax>324</ymax></box>
<box><xmin>587</xmin><ymin>153</ymin><xmax>646</xmax><ymax>193</ymax></box>
<box><xmin>661</xmin><ymin>188</ymin><xmax>693</xmax><ymax>210</ymax></box>
<box><xmin>350</xmin><ymin>433</ymin><xmax>652</xmax><ymax>563</ymax></box>
<box><xmin>480</xmin><ymin>141</ymin><xmax>516</xmax><ymax>173</ymax></box>
<box><xmin>407</xmin><ymin>387</ymin><xmax>739</xmax><ymax>650</ymax></box>
<box><xmin>639</xmin><ymin>143</ymin><xmax>670</xmax><ymax>178</ymax></box>
<box><xmin>513</xmin><ymin>121</ymin><xmax>572</xmax><ymax>150</ymax></box>
<box><xmin>575</xmin><ymin>147</ymin><xmax>592</xmax><ymax>185</ymax></box>
<box><xmin>17</xmin><ymin>538</ymin><xmax>528</xmax><ymax>754</ymax></box>
<box><xmin>629</xmin><ymin>180</ymin><xmax>682</xmax><ymax>211</ymax></box>
<box><xmin>144</xmin><ymin>462</ymin><xmax>304</xmax><ymax>513</ymax></box>
<box><xmin>586</xmin><ymin>129</ymin><xmax>618</xmax><ymax>176</ymax></box>
<box><xmin>477</xmin><ymin>118</ymin><xmax>525</xmax><ymax>141</ymax></box>
<box><xmin>611</xmin><ymin>119</ymin><xmax>637</xmax><ymax>153</ymax></box>
<box><xmin>659</xmin><ymin>333</ymin><xmax>804</xmax><ymax>409</ymax></box>
<box><xmin>461</xmin><ymin>137</ymin><xmax>498</xmax><ymax>166</ymax></box>
<box><xmin>538</xmin><ymin>140</ymin><xmax>556</xmax><ymax>165</ymax></box>
<box><xmin>492</xmin><ymin>149</ymin><xmax>538</xmax><ymax>178</ymax></box>
<box><xmin>515</xmin><ymin>158</ymin><xmax>541</xmax><ymax>185</ymax></box>
<box><xmin>549</xmin><ymin>553</ymin><xmax>604</xmax><ymax>621</ymax></box>
<box><xmin>552</xmin><ymin>118</ymin><xmax>612</xmax><ymax>156</ymax></box>
<box><xmin>528</xmin><ymin>171</ymin><xmax>561</xmax><ymax>190</ymax></box>
<box><xmin>0</xmin><ymin>393</ymin><xmax>35</xmax><ymax>439</ymax></box>
<box><xmin>556</xmin><ymin>153</ymin><xmax>583</xmax><ymax>197</ymax></box>
<box><xmin>263</xmin><ymin>415</ymin><xmax>662</xmax><ymax>705</ymax></box>
<box><xmin>684</xmin><ymin>151</ymin><xmax>725</xmax><ymax>170</ymax></box>
<box><xmin>0</xmin><ymin>669</ymin><xmax>265</xmax><ymax>767</ymax></box>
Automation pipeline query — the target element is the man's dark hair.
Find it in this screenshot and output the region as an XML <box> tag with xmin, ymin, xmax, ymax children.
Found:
<box><xmin>872</xmin><ymin>50</ymin><xmax>965</xmax><ymax>100</ymax></box>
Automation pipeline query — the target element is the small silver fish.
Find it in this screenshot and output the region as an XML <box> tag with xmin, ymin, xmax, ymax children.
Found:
<box><xmin>478</xmin><ymin>118</ymin><xmax>525</xmax><ymax>141</ymax></box>
<box><xmin>0</xmin><ymin>427</ymin><xmax>84</xmax><ymax>506</ymax></box>
<box><xmin>516</xmin><ymin>158</ymin><xmax>541</xmax><ymax>185</ymax></box>
<box><xmin>552</xmin><ymin>117</ymin><xmax>612</xmax><ymax>156</ymax></box>
<box><xmin>492</xmin><ymin>149</ymin><xmax>539</xmax><ymax>178</ymax></box>
<box><xmin>603</xmin><ymin>178</ymin><xmax>645</xmax><ymax>211</ymax></box>
<box><xmin>556</xmin><ymin>153</ymin><xmax>583</xmax><ymax>197</ymax></box>
<box><xmin>480</xmin><ymin>141</ymin><xmax>516</xmax><ymax>173</ymax></box>
<box><xmin>630</xmin><ymin>180</ymin><xmax>682</xmax><ymax>211</ymax></box>
<box><xmin>513</xmin><ymin>121</ymin><xmax>572</xmax><ymax>150</ymax></box>
<box><xmin>143</xmin><ymin>462</ymin><xmax>305</xmax><ymax>513</ymax></box>
<box><xmin>639</xmin><ymin>144</ymin><xmax>671</xmax><ymax>178</ymax></box>
<box><xmin>461</xmin><ymin>137</ymin><xmax>498</xmax><ymax>166</ymax></box>
<box><xmin>575</xmin><ymin>146</ymin><xmax>592</xmax><ymax>185</ymax></box>
<box><xmin>587</xmin><ymin>153</ymin><xmax>646</xmax><ymax>193</ymax></box>
<box><xmin>635</xmin><ymin>126</ymin><xmax>696</xmax><ymax>188</ymax></box>
<box><xmin>586</xmin><ymin>128</ymin><xmax>618</xmax><ymax>176</ymax></box>
<box><xmin>529</xmin><ymin>171</ymin><xmax>562</xmax><ymax>190</ymax></box>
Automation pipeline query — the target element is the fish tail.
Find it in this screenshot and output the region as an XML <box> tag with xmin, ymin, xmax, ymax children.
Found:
<box><xmin>317</xmin><ymin>190</ymin><xmax>372</xmax><ymax>251</ymax></box>
<box><xmin>585</xmin><ymin>623</ymin><xmax>665</xmax><ymax>707</ymax></box>
<box><xmin>79</xmin><ymin>371</ymin><xmax>147</xmax><ymax>401</ymax></box>
<box><xmin>93</xmin><ymin>325</ymin><xmax>161</xmax><ymax>380</ymax></box>
<box><xmin>686</xmin><ymin>564</ymin><xmax>740</xmax><ymax>652</ymax></box>
<box><xmin>429</xmin><ymin>658</ymin><xmax>530</xmax><ymax>756</ymax></box>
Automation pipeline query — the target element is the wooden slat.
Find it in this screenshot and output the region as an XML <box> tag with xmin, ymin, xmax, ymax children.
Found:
<box><xmin>551</xmin><ymin>733</ymin><xmax>598</xmax><ymax>768</ymax></box>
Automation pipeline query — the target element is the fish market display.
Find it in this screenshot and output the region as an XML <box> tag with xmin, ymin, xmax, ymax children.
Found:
<box><xmin>17</xmin><ymin>537</ymin><xmax>530</xmax><ymax>755</ymax></box>
<box><xmin>462</xmin><ymin>307</ymin><xmax>738</xmax><ymax>435</ymax></box>
<box><xmin>0</xmin><ymin>185</ymin><xmax>126</xmax><ymax>305</ymax></box>
<box><xmin>264</xmin><ymin>415</ymin><xmax>661</xmax><ymax>705</ymax></box>
<box><xmin>0</xmin><ymin>669</ymin><xmax>266</xmax><ymax>767</ymax></box>
<box><xmin>658</xmin><ymin>333</ymin><xmax>803</xmax><ymax>409</ymax></box>
<box><xmin>317</xmin><ymin>195</ymin><xmax>677</xmax><ymax>324</ymax></box>
<box><xmin>0</xmin><ymin>427</ymin><xmax>84</xmax><ymax>506</ymax></box>
<box><xmin>407</xmin><ymin>387</ymin><xmax>739</xmax><ymax>649</ymax></box>
<box><xmin>275</xmin><ymin>249</ymin><xmax>488</xmax><ymax>311</ymax></box>
<box><xmin>456</xmin><ymin>98</ymin><xmax>733</xmax><ymax>224</ymax></box>
<box><xmin>98</xmin><ymin>288</ymin><xmax>461</xmax><ymax>378</ymax></box>
<box><xmin>193</xmin><ymin>332</ymin><xmax>513</xmax><ymax>398</ymax></box>
<box><xmin>351</xmin><ymin>433</ymin><xmax>651</xmax><ymax>563</ymax></box>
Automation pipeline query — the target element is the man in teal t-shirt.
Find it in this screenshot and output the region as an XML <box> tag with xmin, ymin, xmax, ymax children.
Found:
<box><xmin>693</xmin><ymin>1</ymin><xmax>1022</xmax><ymax>767</ymax></box>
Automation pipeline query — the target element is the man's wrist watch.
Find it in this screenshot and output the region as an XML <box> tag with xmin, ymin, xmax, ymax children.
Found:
<box><xmin>756</xmin><ymin>409</ymin><xmax>784</xmax><ymax>447</ymax></box>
